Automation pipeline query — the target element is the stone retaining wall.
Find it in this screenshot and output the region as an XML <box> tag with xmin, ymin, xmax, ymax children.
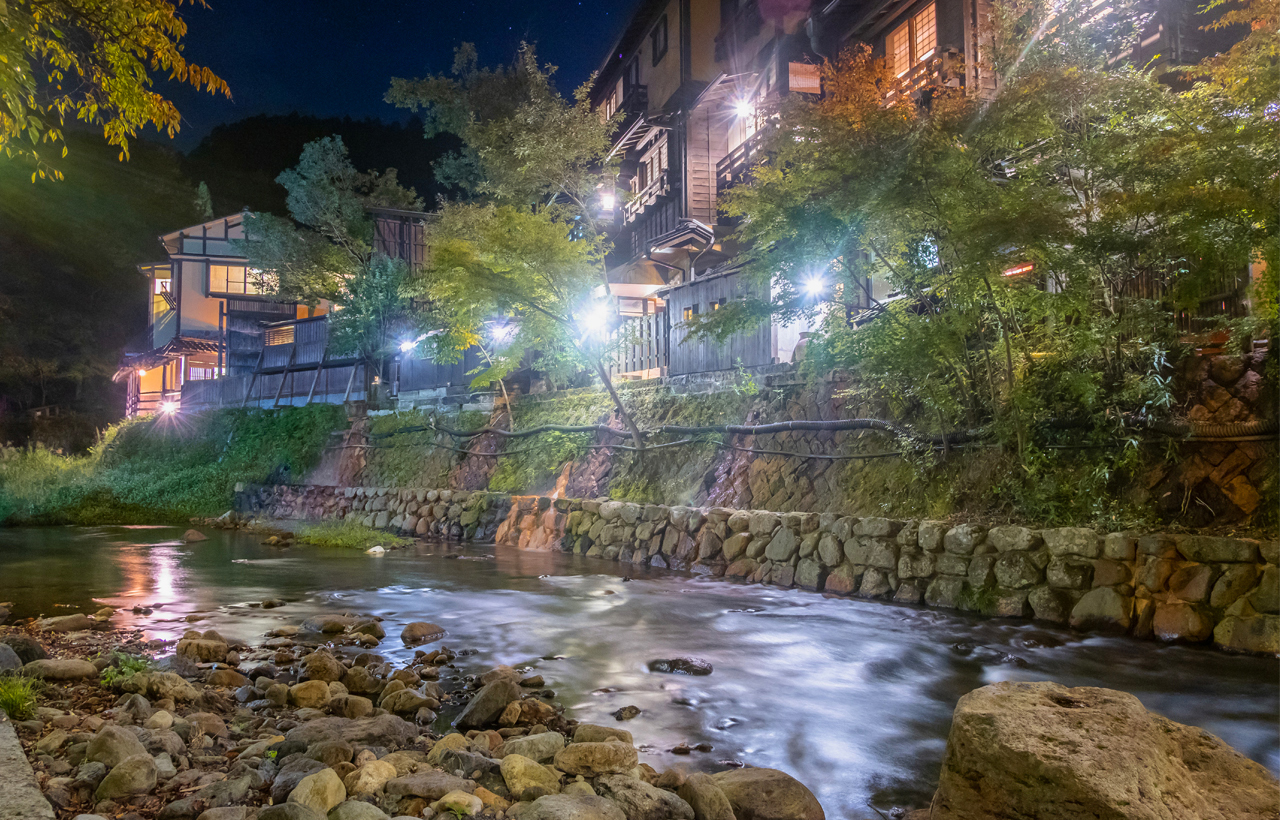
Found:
<box><xmin>249</xmin><ymin>484</ymin><xmax>1279</xmax><ymax>655</ymax></box>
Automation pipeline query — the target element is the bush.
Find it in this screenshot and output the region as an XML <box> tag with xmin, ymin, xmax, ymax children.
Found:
<box><xmin>0</xmin><ymin>405</ymin><xmax>347</xmax><ymax>525</ymax></box>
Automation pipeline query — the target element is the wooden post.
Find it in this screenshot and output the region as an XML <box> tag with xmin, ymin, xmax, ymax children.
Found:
<box><xmin>305</xmin><ymin>346</ymin><xmax>328</xmax><ymax>406</ymax></box>
<box><xmin>272</xmin><ymin>345</ymin><xmax>298</xmax><ymax>408</ymax></box>
<box><xmin>341</xmin><ymin>362</ymin><xmax>358</xmax><ymax>405</ymax></box>
<box><xmin>241</xmin><ymin>349</ymin><xmax>265</xmax><ymax>408</ymax></box>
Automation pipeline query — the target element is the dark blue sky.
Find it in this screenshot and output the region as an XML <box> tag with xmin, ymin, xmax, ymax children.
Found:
<box><xmin>162</xmin><ymin>0</ymin><xmax>640</xmax><ymax>150</ymax></box>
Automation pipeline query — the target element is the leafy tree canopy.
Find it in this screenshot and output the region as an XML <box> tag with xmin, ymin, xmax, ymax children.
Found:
<box><xmin>0</xmin><ymin>0</ymin><xmax>229</xmax><ymax>178</ymax></box>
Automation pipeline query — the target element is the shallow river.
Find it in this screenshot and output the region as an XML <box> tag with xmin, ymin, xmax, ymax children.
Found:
<box><xmin>1</xmin><ymin>526</ymin><xmax>1277</xmax><ymax>819</ymax></box>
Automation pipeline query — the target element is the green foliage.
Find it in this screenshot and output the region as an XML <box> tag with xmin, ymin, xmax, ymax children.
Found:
<box><xmin>0</xmin><ymin>0</ymin><xmax>229</xmax><ymax>176</ymax></box>
<box><xmin>0</xmin><ymin>674</ymin><xmax>40</xmax><ymax>720</ymax></box>
<box><xmin>0</xmin><ymin>405</ymin><xmax>345</xmax><ymax>524</ymax></box>
<box><xmin>696</xmin><ymin>0</ymin><xmax>1276</xmax><ymax>490</ymax></box>
<box><xmin>238</xmin><ymin>136</ymin><xmax>428</xmax><ymax>377</ymax></box>
<box><xmin>100</xmin><ymin>652</ymin><xmax>152</xmax><ymax>687</ymax></box>
<box><xmin>363</xmin><ymin>410</ymin><xmax>451</xmax><ymax>488</ymax></box>
<box><xmin>294</xmin><ymin>520</ymin><xmax>412</xmax><ymax>550</ymax></box>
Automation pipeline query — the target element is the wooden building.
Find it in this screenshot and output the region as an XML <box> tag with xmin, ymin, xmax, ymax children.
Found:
<box><xmin>114</xmin><ymin>212</ymin><xmax>326</xmax><ymax>416</ymax></box>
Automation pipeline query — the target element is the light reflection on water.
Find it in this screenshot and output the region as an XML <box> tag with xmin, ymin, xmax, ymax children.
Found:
<box><xmin>0</xmin><ymin>525</ymin><xmax>1276</xmax><ymax>819</ymax></box>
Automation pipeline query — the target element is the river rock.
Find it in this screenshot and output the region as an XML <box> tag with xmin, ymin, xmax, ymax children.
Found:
<box><xmin>400</xmin><ymin>622</ymin><xmax>445</xmax><ymax>645</ymax></box>
<box><xmin>595</xmin><ymin>775</ymin><xmax>694</xmax><ymax>820</ymax></box>
<box><xmin>343</xmin><ymin>760</ymin><xmax>397</xmax><ymax>797</ymax></box>
<box><xmin>500</xmin><ymin>753</ymin><xmax>561</xmax><ymax>801</ymax></box>
<box><xmin>677</xmin><ymin>774</ymin><xmax>735</xmax><ymax>820</ymax></box>
<box><xmin>501</xmin><ymin>731</ymin><xmax>565</xmax><ymax>763</ymax></box>
<box><xmin>271</xmin><ymin>758</ymin><xmax>328</xmax><ymax>804</ymax></box>
<box><xmin>930</xmin><ymin>680</ymin><xmax>1279</xmax><ymax>819</ymax></box>
<box><xmin>36</xmin><ymin>613</ymin><xmax>94</xmax><ymax>632</ymax></box>
<box><xmin>455</xmin><ymin>679</ymin><xmax>521</xmax><ymax>730</ymax></box>
<box><xmin>183</xmin><ymin>529</ymin><xmax>209</xmax><ymax>542</ymax></box>
<box><xmin>646</xmin><ymin>658</ymin><xmax>712</xmax><ymax>676</ymax></box>
<box><xmin>432</xmin><ymin>791</ymin><xmax>482</xmax><ymax>817</ymax></box>
<box><xmin>22</xmin><ymin>658</ymin><xmax>98</xmax><ymax>680</ymax></box>
<box><xmin>95</xmin><ymin>753</ymin><xmax>158</xmax><ymax>800</ymax></box>
<box><xmin>148</xmin><ymin>672</ymin><xmax>199</xmax><ymax>702</ymax></box>
<box><xmin>289</xmin><ymin>768</ymin><xmax>347</xmax><ymax>815</ymax></box>
<box><xmin>328</xmin><ymin>801</ymin><xmax>389</xmax><ymax>820</ymax></box>
<box><xmin>385</xmin><ymin>771</ymin><xmax>474</xmax><ymax>801</ymax></box>
<box><xmin>709</xmin><ymin>768</ymin><xmax>823</xmax><ymax>820</ymax></box>
<box><xmin>523</xmin><ymin>795</ymin><xmax>626</xmax><ymax>820</ymax></box>
<box><xmin>206</xmin><ymin>668</ymin><xmax>249</xmax><ymax>688</ymax></box>
<box><xmin>259</xmin><ymin>804</ymin><xmax>323</xmax><ymax>820</ymax></box>
<box><xmin>197</xmin><ymin>809</ymin><xmax>254</xmax><ymax>820</ymax></box>
<box><xmin>290</xmin><ymin>680</ymin><xmax>332</xmax><ymax>709</ymax></box>
<box><xmin>87</xmin><ymin>724</ymin><xmax>149</xmax><ymax>768</ymax></box>
<box><xmin>285</xmin><ymin>715</ymin><xmax>419</xmax><ymax>747</ymax></box>
<box><xmin>301</xmin><ymin>614</ymin><xmax>357</xmax><ymax>634</ymax></box>
<box><xmin>3</xmin><ymin>635</ymin><xmax>47</xmax><ymax>663</ymax></box>
<box><xmin>176</xmin><ymin>639</ymin><xmax>228</xmax><ymax>663</ymax></box>
<box><xmin>554</xmin><ymin>742</ymin><xmax>638</xmax><ymax>777</ymax></box>
<box><xmin>304</xmin><ymin>649</ymin><xmax>346</xmax><ymax>682</ymax></box>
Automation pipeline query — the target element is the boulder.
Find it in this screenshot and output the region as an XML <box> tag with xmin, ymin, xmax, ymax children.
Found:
<box><xmin>553</xmin><ymin>742</ymin><xmax>638</xmax><ymax>777</ymax></box>
<box><xmin>290</xmin><ymin>680</ymin><xmax>332</xmax><ymax>709</ymax></box>
<box><xmin>595</xmin><ymin>775</ymin><xmax>694</xmax><ymax>820</ymax></box>
<box><xmin>304</xmin><ymin>650</ymin><xmax>346</xmax><ymax>683</ymax></box>
<box><xmin>431</xmin><ymin>791</ymin><xmax>482</xmax><ymax>817</ymax></box>
<box><xmin>523</xmin><ymin>795</ymin><xmax>626</xmax><ymax>820</ymax></box>
<box><xmin>182</xmin><ymin>529</ymin><xmax>209</xmax><ymax>542</ymax></box>
<box><xmin>0</xmin><ymin>644</ymin><xmax>17</xmax><ymax>673</ymax></box>
<box><xmin>1041</xmin><ymin>528</ymin><xmax>1101</xmax><ymax>558</ymax></box>
<box><xmin>501</xmin><ymin>731</ymin><xmax>566</xmax><ymax>763</ymax></box>
<box><xmin>86</xmin><ymin>724</ymin><xmax>149</xmax><ymax>768</ymax></box>
<box><xmin>271</xmin><ymin>758</ymin><xmax>327</xmax><ymax>804</ymax></box>
<box><xmin>384</xmin><ymin>771</ymin><xmax>474</xmax><ymax>801</ymax></box>
<box><xmin>175</xmin><ymin>639</ymin><xmax>228</xmax><ymax>663</ymax></box>
<box><xmin>148</xmin><ymin>672</ymin><xmax>199</xmax><ymax>702</ymax></box>
<box><xmin>677</xmin><ymin>774</ymin><xmax>735</xmax><ymax>820</ymax></box>
<box><xmin>400</xmin><ymin>622</ymin><xmax>445</xmax><ymax>646</ymax></box>
<box><xmin>284</xmin><ymin>715</ymin><xmax>419</xmax><ymax>747</ymax></box>
<box><xmin>302</xmin><ymin>615</ymin><xmax>357</xmax><ymax>634</ymax></box>
<box><xmin>22</xmin><ymin>658</ymin><xmax>98</xmax><ymax>680</ymax></box>
<box><xmin>2</xmin><ymin>635</ymin><xmax>47</xmax><ymax>663</ymax></box>
<box><xmin>572</xmin><ymin>725</ymin><xmax>632</xmax><ymax>745</ymax></box>
<box><xmin>328</xmin><ymin>801</ymin><xmax>389</xmax><ymax>820</ymax></box>
<box><xmin>288</xmin><ymin>768</ymin><xmax>347</xmax><ymax>816</ymax></box>
<box><xmin>454</xmin><ymin>679</ymin><xmax>521</xmax><ymax>730</ymax></box>
<box><xmin>709</xmin><ymin>769</ymin><xmax>823</xmax><ymax>820</ymax></box>
<box><xmin>259</xmin><ymin>804</ymin><xmax>324</xmax><ymax>820</ymax></box>
<box><xmin>499</xmin><ymin>753</ymin><xmax>561</xmax><ymax>801</ymax></box>
<box><xmin>1068</xmin><ymin>588</ymin><xmax>1133</xmax><ymax>632</ymax></box>
<box><xmin>95</xmin><ymin>753</ymin><xmax>158</xmax><ymax>800</ymax></box>
<box><xmin>343</xmin><ymin>760</ymin><xmax>398</xmax><ymax>797</ymax></box>
<box><xmin>930</xmin><ymin>680</ymin><xmax>1279</xmax><ymax>820</ymax></box>
<box><xmin>426</xmin><ymin>733</ymin><xmax>471</xmax><ymax>767</ymax></box>
<box><xmin>36</xmin><ymin>614</ymin><xmax>94</xmax><ymax>632</ymax></box>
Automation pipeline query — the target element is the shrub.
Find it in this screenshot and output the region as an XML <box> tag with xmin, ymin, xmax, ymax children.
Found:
<box><xmin>0</xmin><ymin>674</ymin><xmax>40</xmax><ymax>720</ymax></box>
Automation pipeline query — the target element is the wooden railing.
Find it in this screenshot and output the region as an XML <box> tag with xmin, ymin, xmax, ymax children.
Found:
<box><xmin>623</xmin><ymin>169</ymin><xmax>670</xmax><ymax>223</ymax></box>
<box><xmin>717</xmin><ymin>131</ymin><xmax>764</xmax><ymax>194</ymax></box>
<box><xmin>610</xmin><ymin>311</ymin><xmax>666</xmax><ymax>378</ymax></box>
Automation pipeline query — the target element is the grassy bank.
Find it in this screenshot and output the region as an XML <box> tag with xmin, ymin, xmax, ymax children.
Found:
<box><xmin>294</xmin><ymin>520</ymin><xmax>413</xmax><ymax>550</ymax></box>
<box><xmin>0</xmin><ymin>405</ymin><xmax>346</xmax><ymax>525</ymax></box>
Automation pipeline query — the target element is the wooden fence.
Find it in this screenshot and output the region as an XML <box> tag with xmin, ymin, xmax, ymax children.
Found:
<box><xmin>610</xmin><ymin>311</ymin><xmax>666</xmax><ymax>378</ymax></box>
<box><xmin>663</xmin><ymin>273</ymin><xmax>774</xmax><ymax>376</ymax></box>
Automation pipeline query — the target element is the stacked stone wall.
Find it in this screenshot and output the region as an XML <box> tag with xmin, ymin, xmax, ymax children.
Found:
<box><xmin>248</xmin><ymin>483</ymin><xmax>1279</xmax><ymax>655</ymax></box>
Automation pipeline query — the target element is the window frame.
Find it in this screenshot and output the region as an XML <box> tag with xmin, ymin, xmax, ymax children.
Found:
<box><xmin>651</xmin><ymin>14</ymin><xmax>669</xmax><ymax>66</ymax></box>
<box><xmin>886</xmin><ymin>2</ymin><xmax>937</xmax><ymax>78</ymax></box>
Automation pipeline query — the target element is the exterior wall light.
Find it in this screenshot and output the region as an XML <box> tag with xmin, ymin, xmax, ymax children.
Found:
<box><xmin>734</xmin><ymin>99</ymin><xmax>754</xmax><ymax>119</ymax></box>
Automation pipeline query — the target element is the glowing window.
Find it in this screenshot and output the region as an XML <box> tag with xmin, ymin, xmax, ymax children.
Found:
<box><xmin>154</xmin><ymin>278</ymin><xmax>171</xmax><ymax>294</ymax></box>
<box><xmin>913</xmin><ymin>4</ymin><xmax>937</xmax><ymax>61</ymax></box>
<box><xmin>209</xmin><ymin>264</ymin><xmax>266</xmax><ymax>295</ymax></box>
<box><xmin>888</xmin><ymin>23</ymin><xmax>912</xmax><ymax>76</ymax></box>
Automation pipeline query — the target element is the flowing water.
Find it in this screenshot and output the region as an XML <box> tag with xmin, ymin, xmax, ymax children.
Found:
<box><xmin>1</xmin><ymin>526</ymin><xmax>1277</xmax><ymax>819</ymax></box>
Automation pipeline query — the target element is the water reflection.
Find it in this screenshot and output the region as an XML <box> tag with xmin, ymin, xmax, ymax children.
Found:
<box><xmin>0</xmin><ymin>526</ymin><xmax>1276</xmax><ymax>819</ymax></box>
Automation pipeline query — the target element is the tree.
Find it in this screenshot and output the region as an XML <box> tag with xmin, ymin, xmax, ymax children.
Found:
<box><xmin>0</xmin><ymin>0</ymin><xmax>229</xmax><ymax>178</ymax></box>
<box><xmin>237</xmin><ymin>136</ymin><xmax>428</xmax><ymax>384</ymax></box>
<box><xmin>387</xmin><ymin>45</ymin><xmax>647</xmax><ymax>450</ymax></box>
<box><xmin>694</xmin><ymin>0</ymin><xmax>1275</xmax><ymax>467</ymax></box>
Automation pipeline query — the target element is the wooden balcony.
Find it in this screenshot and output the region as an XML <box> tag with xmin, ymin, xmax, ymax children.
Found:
<box><xmin>717</xmin><ymin>131</ymin><xmax>764</xmax><ymax>194</ymax></box>
<box><xmin>623</xmin><ymin>169</ymin><xmax>671</xmax><ymax>224</ymax></box>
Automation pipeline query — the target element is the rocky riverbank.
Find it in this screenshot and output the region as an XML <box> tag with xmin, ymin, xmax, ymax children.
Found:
<box><xmin>0</xmin><ymin>605</ymin><xmax>828</xmax><ymax>820</ymax></box>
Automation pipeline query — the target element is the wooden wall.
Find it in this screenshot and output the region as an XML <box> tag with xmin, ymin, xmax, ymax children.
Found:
<box><xmin>664</xmin><ymin>274</ymin><xmax>774</xmax><ymax>376</ymax></box>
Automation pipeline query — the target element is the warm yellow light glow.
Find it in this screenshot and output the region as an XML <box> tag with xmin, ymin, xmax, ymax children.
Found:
<box><xmin>137</xmin><ymin>369</ymin><xmax>147</xmax><ymax>376</ymax></box>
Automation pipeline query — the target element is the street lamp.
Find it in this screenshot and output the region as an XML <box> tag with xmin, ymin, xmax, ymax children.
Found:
<box><xmin>600</xmin><ymin>190</ymin><xmax>616</xmax><ymax>212</ymax></box>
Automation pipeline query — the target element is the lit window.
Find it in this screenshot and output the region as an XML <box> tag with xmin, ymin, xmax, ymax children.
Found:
<box><xmin>209</xmin><ymin>264</ymin><xmax>266</xmax><ymax>295</ymax></box>
<box><xmin>154</xmin><ymin>278</ymin><xmax>171</xmax><ymax>294</ymax></box>
<box><xmin>188</xmin><ymin>367</ymin><xmax>218</xmax><ymax>381</ymax></box>
<box><xmin>887</xmin><ymin>3</ymin><xmax>937</xmax><ymax>77</ymax></box>
<box><xmin>914</xmin><ymin>4</ymin><xmax>936</xmax><ymax>61</ymax></box>
<box><xmin>888</xmin><ymin>22</ymin><xmax>912</xmax><ymax>77</ymax></box>
<box><xmin>264</xmin><ymin>325</ymin><xmax>296</xmax><ymax>346</ymax></box>
<box><xmin>682</xmin><ymin>305</ymin><xmax>699</xmax><ymax>322</ymax></box>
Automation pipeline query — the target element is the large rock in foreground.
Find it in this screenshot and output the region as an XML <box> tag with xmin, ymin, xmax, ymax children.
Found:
<box><xmin>709</xmin><ymin>768</ymin><xmax>823</xmax><ymax>820</ymax></box>
<box><xmin>932</xmin><ymin>681</ymin><xmax>1279</xmax><ymax>820</ymax></box>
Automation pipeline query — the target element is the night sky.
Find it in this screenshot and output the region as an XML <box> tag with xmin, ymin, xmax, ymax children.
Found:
<box><xmin>161</xmin><ymin>0</ymin><xmax>641</xmax><ymax>150</ymax></box>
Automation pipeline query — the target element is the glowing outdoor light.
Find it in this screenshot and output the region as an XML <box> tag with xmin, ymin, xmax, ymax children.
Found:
<box><xmin>490</xmin><ymin>323</ymin><xmax>516</xmax><ymax>344</ymax></box>
<box><xmin>578</xmin><ymin>301</ymin><xmax>613</xmax><ymax>340</ymax></box>
<box><xmin>802</xmin><ymin>275</ymin><xmax>827</xmax><ymax>296</ymax></box>
<box><xmin>159</xmin><ymin>401</ymin><xmax>178</xmax><ymax>414</ymax></box>
<box><xmin>600</xmin><ymin>191</ymin><xmax>616</xmax><ymax>211</ymax></box>
<box><xmin>137</xmin><ymin>369</ymin><xmax>147</xmax><ymax>376</ymax></box>
<box><xmin>399</xmin><ymin>332</ymin><xmax>428</xmax><ymax>353</ymax></box>
<box><xmin>734</xmin><ymin>99</ymin><xmax>754</xmax><ymax>119</ymax></box>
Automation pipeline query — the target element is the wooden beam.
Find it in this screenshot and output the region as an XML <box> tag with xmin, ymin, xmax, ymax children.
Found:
<box><xmin>241</xmin><ymin>349</ymin><xmax>266</xmax><ymax>408</ymax></box>
<box><xmin>305</xmin><ymin>345</ymin><xmax>329</xmax><ymax>406</ymax></box>
<box><xmin>272</xmin><ymin>345</ymin><xmax>298</xmax><ymax>408</ymax></box>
